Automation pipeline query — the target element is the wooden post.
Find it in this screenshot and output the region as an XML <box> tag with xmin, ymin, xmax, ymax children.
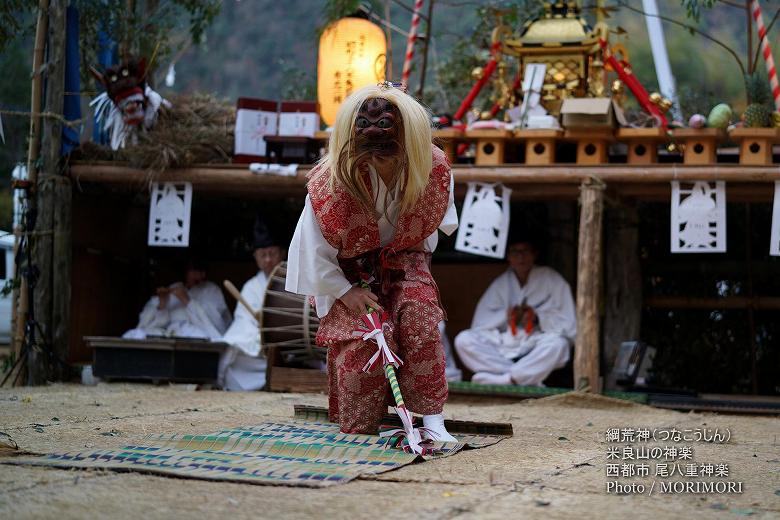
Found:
<box><xmin>52</xmin><ymin>177</ymin><xmax>72</xmax><ymax>378</ymax></box>
<box><xmin>29</xmin><ymin>0</ymin><xmax>66</xmax><ymax>384</ymax></box>
<box><xmin>574</xmin><ymin>180</ymin><xmax>605</xmax><ymax>392</ymax></box>
<box><xmin>603</xmin><ymin>204</ymin><xmax>642</xmax><ymax>388</ymax></box>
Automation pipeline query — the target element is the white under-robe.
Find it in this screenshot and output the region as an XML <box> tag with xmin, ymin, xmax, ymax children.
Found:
<box><xmin>285</xmin><ymin>168</ymin><xmax>458</xmax><ymax>317</ymax></box>
<box><xmin>123</xmin><ymin>280</ymin><xmax>231</xmax><ymax>341</ymax></box>
<box><xmin>218</xmin><ymin>271</ymin><xmax>268</xmax><ymax>391</ymax></box>
<box><xmin>454</xmin><ymin>266</ymin><xmax>576</xmax><ymax>386</ymax></box>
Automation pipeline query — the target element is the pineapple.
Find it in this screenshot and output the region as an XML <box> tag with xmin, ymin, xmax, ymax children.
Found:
<box><xmin>743</xmin><ymin>72</ymin><xmax>773</xmax><ymax>128</ymax></box>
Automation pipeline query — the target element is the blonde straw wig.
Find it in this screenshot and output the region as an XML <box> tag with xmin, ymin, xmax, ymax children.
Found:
<box><xmin>321</xmin><ymin>84</ymin><xmax>433</xmax><ymax>213</ymax></box>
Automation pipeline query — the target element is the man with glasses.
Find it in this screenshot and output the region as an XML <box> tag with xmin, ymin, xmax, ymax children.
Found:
<box><xmin>454</xmin><ymin>232</ymin><xmax>576</xmax><ymax>386</ymax></box>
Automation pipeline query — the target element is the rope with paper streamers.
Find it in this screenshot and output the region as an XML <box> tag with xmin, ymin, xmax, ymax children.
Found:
<box><xmin>751</xmin><ymin>0</ymin><xmax>780</xmax><ymax>112</ymax></box>
<box><xmin>401</xmin><ymin>0</ymin><xmax>425</xmax><ymax>87</ymax></box>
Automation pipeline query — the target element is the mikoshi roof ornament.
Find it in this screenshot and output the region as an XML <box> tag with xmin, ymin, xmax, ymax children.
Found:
<box><xmin>90</xmin><ymin>56</ymin><xmax>172</xmax><ymax>150</ymax></box>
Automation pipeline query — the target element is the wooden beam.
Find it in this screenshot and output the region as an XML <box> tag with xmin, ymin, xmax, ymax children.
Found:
<box><xmin>574</xmin><ymin>180</ymin><xmax>605</xmax><ymax>392</ymax></box>
<box><xmin>70</xmin><ymin>163</ymin><xmax>780</xmax><ymax>184</ymax></box>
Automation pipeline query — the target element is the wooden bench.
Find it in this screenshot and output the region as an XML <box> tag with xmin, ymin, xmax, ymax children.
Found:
<box><xmin>85</xmin><ymin>336</ymin><xmax>227</xmax><ymax>384</ymax></box>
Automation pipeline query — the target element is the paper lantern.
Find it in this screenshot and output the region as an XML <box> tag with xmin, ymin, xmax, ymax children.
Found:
<box><xmin>318</xmin><ymin>17</ymin><xmax>387</xmax><ymax>126</ymax></box>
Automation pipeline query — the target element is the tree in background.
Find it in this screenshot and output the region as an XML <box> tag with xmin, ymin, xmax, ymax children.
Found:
<box><xmin>617</xmin><ymin>0</ymin><xmax>779</xmax><ymax>116</ymax></box>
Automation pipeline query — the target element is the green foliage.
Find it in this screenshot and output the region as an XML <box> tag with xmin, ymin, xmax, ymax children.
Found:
<box><xmin>278</xmin><ymin>60</ymin><xmax>317</xmax><ymax>101</ymax></box>
<box><xmin>0</xmin><ymin>0</ymin><xmax>36</xmax><ymax>54</ymax></box>
<box><xmin>680</xmin><ymin>0</ymin><xmax>717</xmax><ymax>22</ymax></box>
<box><xmin>430</xmin><ymin>0</ymin><xmax>544</xmax><ymax>114</ymax></box>
<box><xmin>75</xmin><ymin>0</ymin><xmax>221</xmax><ymax>80</ymax></box>
<box><xmin>319</xmin><ymin>0</ymin><xmax>381</xmax><ymax>34</ymax></box>
<box><xmin>744</xmin><ymin>71</ymin><xmax>771</xmax><ymax>105</ymax></box>
<box><xmin>677</xmin><ymin>85</ymin><xmax>717</xmax><ymax>120</ymax></box>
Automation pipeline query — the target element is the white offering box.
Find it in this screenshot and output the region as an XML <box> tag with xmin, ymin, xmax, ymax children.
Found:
<box><xmin>234</xmin><ymin>98</ymin><xmax>278</xmax><ymax>163</ymax></box>
<box><xmin>278</xmin><ymin>101</ymin><xmax>320</xmax><ymax>138</ymax></box>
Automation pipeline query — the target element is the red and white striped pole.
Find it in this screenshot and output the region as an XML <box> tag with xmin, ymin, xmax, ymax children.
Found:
<box><xmin>401</xmin><ymin>0</ymin><xmax>424</xmax><ymax>88</ymax></box>
<box><xmin>752</xmin><ymin>0</ymin><xmax>780</xmax><ymax>112</ymax></box>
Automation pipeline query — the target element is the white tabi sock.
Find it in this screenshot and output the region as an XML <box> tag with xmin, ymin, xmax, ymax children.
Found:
<box><xmin>471</xmin><ymin>371</ymin><xmax>512</xmax><ymax>386</ymax></box>
<box><xmin>422</xmin><ymin>413</ymin><xmax>458</xmax><ymax>443</ymax></box>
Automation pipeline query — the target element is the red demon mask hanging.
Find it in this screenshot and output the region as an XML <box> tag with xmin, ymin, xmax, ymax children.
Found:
<box><xmin>90</xmin><ymin>57</ymin><xmax>149</xmax><ymax>126</ymax></box>
<box><xmin>89</xmin><ymin>56</ymin><xmax>170</xmax><ymax>150</ymax></box>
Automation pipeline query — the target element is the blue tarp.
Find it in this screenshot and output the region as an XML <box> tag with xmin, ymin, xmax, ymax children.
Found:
<box><xmin>61</xmin><ymin>5</ymin><xmax>81</xmax><ymax>155</ymax></box>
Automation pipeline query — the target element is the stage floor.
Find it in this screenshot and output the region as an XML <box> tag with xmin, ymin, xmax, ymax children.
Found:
<box><xmin>1</xmin><ymin>383</ymin><xmax>778</xmax><ymax>519</ymax></box>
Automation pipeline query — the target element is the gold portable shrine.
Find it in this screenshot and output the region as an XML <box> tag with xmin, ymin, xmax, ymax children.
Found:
<box><xmin>494</xmin><ymin>1</ymin><xmax>610</xmax><ymax>115</ymax></box>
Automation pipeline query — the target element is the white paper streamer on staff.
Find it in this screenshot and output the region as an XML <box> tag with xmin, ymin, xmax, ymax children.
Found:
<box><xmin>455</xmin><ymin>182</ymin><xmax>512</xmax><ymax>259</ymax></box>
<box><xmin>0</xmin><ymin>112</ymin><xmax>5</xmax><ymax>144</ymax></box>
<box><xmin>770</xmin><ymin>181</ymin><xmax>780</xmax><ymax>255</ymax></box>
<box><xmin>148</xmin><ymin>182</ymin><xmax>193</xmax><ymax>247</ymax></box>
<box><xmin>670</xmin><ymin>180</ymin><xmax>726</xmax><ymax>253</ymax></box>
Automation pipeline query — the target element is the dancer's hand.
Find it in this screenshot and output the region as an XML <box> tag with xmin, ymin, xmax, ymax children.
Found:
<box><xmin>339</xmin><ymin>287</ymin><xmax>381</xmax><ymax>314</ymax></box>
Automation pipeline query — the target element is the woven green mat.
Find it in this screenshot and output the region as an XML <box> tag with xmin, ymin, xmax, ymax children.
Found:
<box><xmin>447</xmin><ymin>381</ymin><xmax>648</xmax><ymax>404</ymax></box>
<box><xmin>3</xmin><ymin>406</ymin><xmax>511</xmax><ymax>488</ymax></box>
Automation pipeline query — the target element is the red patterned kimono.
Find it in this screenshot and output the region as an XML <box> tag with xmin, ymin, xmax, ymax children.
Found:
<box><xmin>308</xmin><ymin>144</ymin><xmax>451</xmax><ymax>434</ymax></box>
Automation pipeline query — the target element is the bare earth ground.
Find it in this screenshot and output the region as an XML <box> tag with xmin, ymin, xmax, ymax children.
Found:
<box><xmin>0</xmin><ymin>383</ymin><xmax>777</xmax><ymax>519</ymax></box>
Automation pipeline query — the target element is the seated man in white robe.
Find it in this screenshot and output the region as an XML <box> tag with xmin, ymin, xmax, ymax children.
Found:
<box><xmin>218</xmin><ymin>217</ymin><xmax>285</xmax><ymax>391</ymax></box>
<box><xmin>123</xmin><ymin>258</ymin><xmax>231</xmax><ymax>340</ymax></box>
<box><xmin>439</xmin><ymin>321</ymin><xmax>462</xmax><ymax>382</ymax></box>
<box><xmin>454</xmin><ymin>233</ymin><xmax>576</xmax><ymax>386</ymax></box>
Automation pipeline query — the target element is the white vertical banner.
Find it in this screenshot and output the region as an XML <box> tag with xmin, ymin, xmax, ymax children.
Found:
<box><xmin>670</xmin><ymin>181</ymin><xmax>726</xmax><ymax>253</ymax></box>
<box><xmin>148</xmin><ymin>182</ymin><xmax>193</xmax><ymax>247</ymax></box>
<box><xmin>642</xmin><ymin>0</ymin><xmax>682</xmax><ymax>120</ymax></box>
<box><xmin>770</xmin><ymin>181</ymin><xmax>780</xmax><ymax>255</ymax></box>
<box><xmin>455</xmin><ymin>182</ymin><xmax>512</xmax><ymax>258</ymax></box>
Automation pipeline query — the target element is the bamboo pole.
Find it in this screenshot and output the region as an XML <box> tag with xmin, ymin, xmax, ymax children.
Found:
<box><xmin>10</xmin><ymin>0</ymin><xmax>50</xmax><ymax>386</ymax></box>
<box><xmin>574</xmin><ymin>180</ymin><xmax>605</xmax><ymax>392</ymax></box>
